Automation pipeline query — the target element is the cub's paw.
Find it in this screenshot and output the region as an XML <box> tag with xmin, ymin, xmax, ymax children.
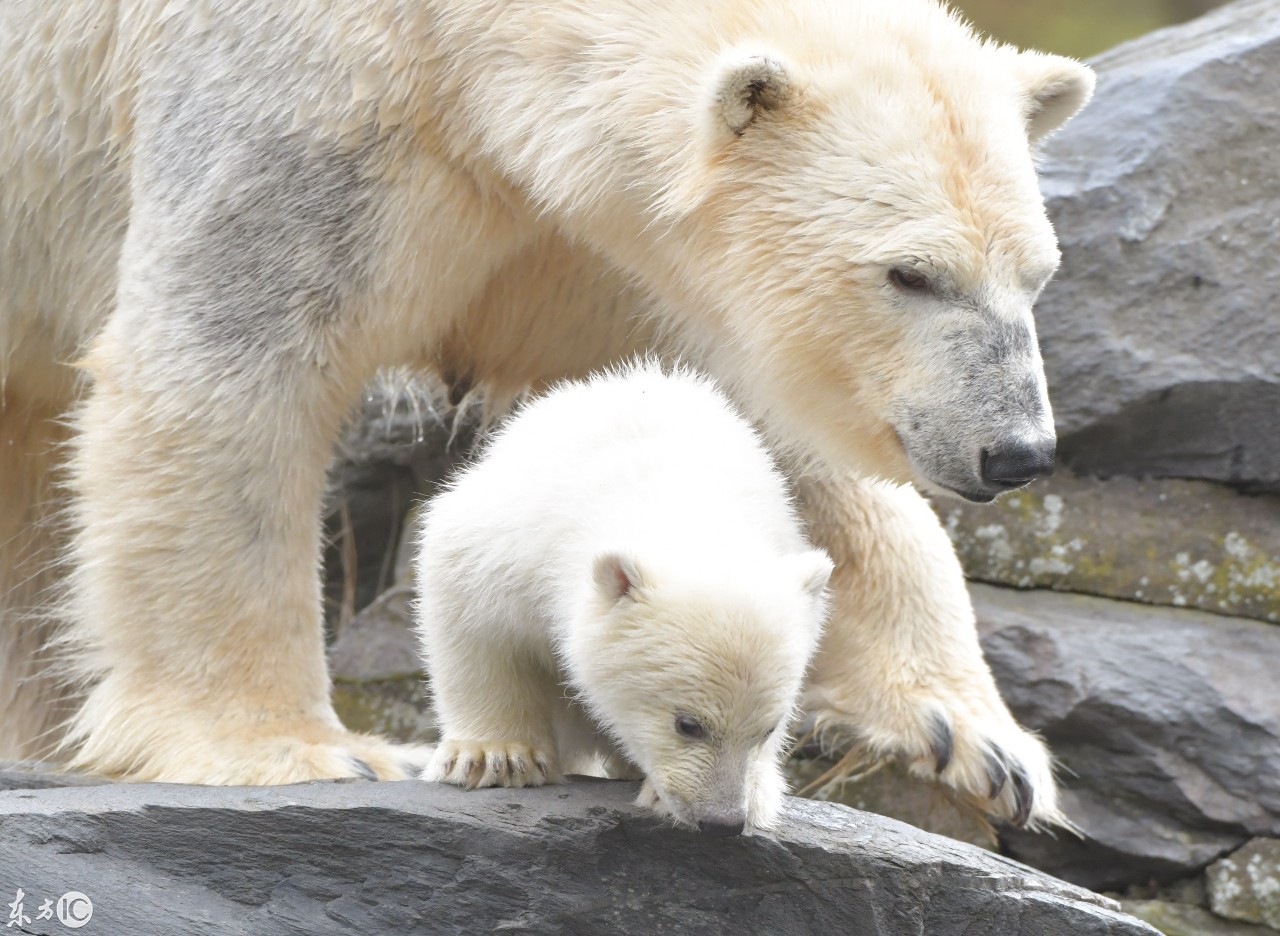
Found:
<box><xmin>424</xmin><ymin>740</ymin><xmax>560</xmax><ymax>789</ymax></box>
<box><xmin>804</xmin><ymin>690</ymin><xmax>1064</xmax><ymax>830</ymax></box>
<box><xmin>634</xmin><ymin>777</ymin><xmax>674</xmax><ymax>819</ymax></box>
<box><xmin>744</xmin><ymin>759</ymin><xmax>787</xmax><ymax>832</ymax></box>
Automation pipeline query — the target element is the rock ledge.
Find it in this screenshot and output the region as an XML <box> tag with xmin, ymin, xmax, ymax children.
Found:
<box><xmin>0</xmin><ymin>771</ymin><xmax>1156</xmax><ymax>935</ymax></box>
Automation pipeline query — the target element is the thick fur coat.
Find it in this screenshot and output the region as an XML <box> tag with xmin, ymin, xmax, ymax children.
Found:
<box><xmin>416</xmin><ymin>364</ymin><xmax>832</xmax><ymax>833</ymax></box>
<box><xmin>0</xmin><ymin>0</ymin><xmax>1091</xmax><ymax>826</ymax></box>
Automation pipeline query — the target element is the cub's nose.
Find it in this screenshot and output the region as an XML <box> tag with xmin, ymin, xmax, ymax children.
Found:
<box><xmin>697</xmin><ymin>816</ymin><xmax>746</xmax><ymax>838</ymax></box>
<box><xmin>980</xmin><ymin>441</ymin><xmax>1056</xmax><ymax>489</ymax></box>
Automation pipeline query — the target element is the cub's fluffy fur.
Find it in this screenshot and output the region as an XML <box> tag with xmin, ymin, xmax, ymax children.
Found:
<box><xmin>416</xmin><ymin>364</ymin><xmax>831</xmax><ymax>832</ymax></box>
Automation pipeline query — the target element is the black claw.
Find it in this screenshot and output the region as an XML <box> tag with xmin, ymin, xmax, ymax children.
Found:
<box><xmin>928</xmin><ymin>713</ymin><xmax>954</xmax><ymax>775</ymax></box>
<box><xmin>348</xmin><ymin>757</ymin><xmax>378</xmax><ymax>781</ymax></box>
<box><xmin>1010</xmin><ymin>762</ymin><xmax>1033</xmax><ymax>828</ymax></box>
<box><xmin>984</xmin><ymin>747</ymin><xmax>1009</xmax><ymax>800</ymax></box>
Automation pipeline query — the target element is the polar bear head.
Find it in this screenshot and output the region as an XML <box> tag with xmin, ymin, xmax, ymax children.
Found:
<box><xmin>563</xmin><ymin>3</ymin><xmax>1095</xmax><ymax>503</ymax></box>
<box><xmin>566</xmin><ymin>550</ymin><xmax>833</xmax><ymax>834</ymax></box>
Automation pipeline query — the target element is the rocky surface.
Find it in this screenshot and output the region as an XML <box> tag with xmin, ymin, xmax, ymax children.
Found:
<box><xmin>1123</xmin><ymin>900</ymin><xmax>1280</xmax><ymax>936</ymax></box>
<box><xmin>1208</xmin><ymin>839</ymin><xmax>1280</xmax><ymax>928</ymax></box>
<box><xmin>785</xmin><ymin>759</ymin><xmax>997</xmax><ymax>851</ymax></box>
<box><xmin>1037</xmin><ymin>0</ymin><xmax>1280</xmax><ymax>492</ymax></box>
<box><xmin>324</xmin><ymin>378</ymin><xmax>477</xmax><ymax>629</ymax></box>
<box><xmin>0</xmin><ymin>762</ymin><xmax>105</xmax><ymax>793</ymax></box>
<box><xmin>0</xmin><ymin>769</ymin><xmax>1158</xmax><ymax>936</ymax></box>
<box><xmin>329</xmin><ymin>584</ymin><xmax>437</xmax><ymax>743</ymax></box>
<box><xmin>934</xmin><ymin>472</ymin><xmax>1280</xmax><ymax>623</ymax></box>
<box><xmin>974</xmin><ymin>584</ymin><xmax>1280</xmax><ymax>890</ymax></box>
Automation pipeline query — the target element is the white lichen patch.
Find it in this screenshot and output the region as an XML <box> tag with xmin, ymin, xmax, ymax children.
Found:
<box><xmin>1208</xmin><ymin>839</ymin><xmax>1280</xmax><ymax>929</ymax></box>
<box><xmin>972</xmin><ymin>523</ymin><xmax>1016</xmax><ymax>569</ymax></box>
<box><xmin>1225</xmin><ymin>531</ymin><xmax>1252</xmax><ymax>560</ymax></box>
<box><xmin>1036</xmin><ymin>493</ymin><xmax>1065</xmax><ymax>537</ymax></box>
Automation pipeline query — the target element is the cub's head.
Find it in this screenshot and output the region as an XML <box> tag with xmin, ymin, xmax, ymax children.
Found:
<box><xmin>653</xmin><ymin>6</ymin><xmax>1094</xmax><ymax>502</ymax></box>
<box><xmin>568</xmin><ymin>550</ymin><xmax>832</xmax><ymax>834</ymax></box>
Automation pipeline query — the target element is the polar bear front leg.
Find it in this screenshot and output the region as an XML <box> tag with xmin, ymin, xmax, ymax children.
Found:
<box><xmin>422</xmin><ymin>630</ymin><xmax>563</xmax><ymax>790</ymax></box>
<box><xmin>61</xmin><ymin>316</ymin><xmax>433</xmax><ymax>784</ymax></box>
<box><xmin>796</xmin><ymin>473</ymin><xmax>1063</xmax><ymax>829</ymax></box>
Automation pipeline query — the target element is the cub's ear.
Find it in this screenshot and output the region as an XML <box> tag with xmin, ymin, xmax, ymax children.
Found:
<box><xmin>706</xmin><ymin>48</ymin><xmax>795</xmax><ymax>139</ymax></box>
<box><xmin>593</xmin><ymin>552</ymin><xmax>649</xmax><ymax>604</ymax></box>
<box><xmin>1016</xmin><ymin>52</ymin><xmax>1095</xmax><ymax>143</ymax></box>
<box><xmin>788</xmin><ymin>549</ymin><xmax>834</xmax><ymax>601</ymax></box>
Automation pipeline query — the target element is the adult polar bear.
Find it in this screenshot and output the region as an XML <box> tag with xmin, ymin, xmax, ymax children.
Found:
<box><xmin>0</xmin><ymin>0</ymin><xmax>1091</xmax><ymax>825</ymax></box>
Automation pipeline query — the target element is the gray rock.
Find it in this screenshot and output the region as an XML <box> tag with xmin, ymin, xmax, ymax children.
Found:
<box><xmin>933</xmin><ymin>472</ymin><xmax>1280</xmax><ymax>623</ymax></box>
<box><xmin>329</xmin><ymin>587</ymin><xmax>422</xmax><ymax>684</ymax></box>
<box><xmin>329</xmin><ymin>585</ymin><xmax>437</xmax><ymax>743</ymax></box>
<box><xmin>1208</xmin><ymin>838</ymin><xmax>1280</xmax><ymax>928</ymax></box>
<box><xmin>324</xmin><ymin>379</ymin><xmax>476</xmax><ymax>628</ymax></box>
<box><xmin>1122</xmin><ymin>899</ymin><xmax>1280</xmax><ymax>936</ymax></box>
<box><xmin>0</xmin><ymin>770</ymin><xmax>1157</xmax><ymax>936</ymax></box>
<box><xmin>0</xmin><ymin>761</ymin><xmax>105</xmax><ymax>792</ymax></box>
<box><xmin>973</xmin><ymin>584</ymin><xmax>1280</xmax><ymax>890</ymax></box>
<box><xmin>785</xmin><ymin>759</ymin><xmax>998</xmax><ymax>851</ymax></box>
<box><xmin>1037</xmin><ymin>0</ymin><xmax>1280</xmax><ymax>492</ymax></box>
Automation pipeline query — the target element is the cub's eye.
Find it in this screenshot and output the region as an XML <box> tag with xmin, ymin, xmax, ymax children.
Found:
<box><xmin>674</xmin><ymin>715</ymin><xmax>706</xmax><ymax>740</ymax></box>
<box><xmin>889</xmin><ymin>267</ymin><xmax>931</xmax><ymax>293</ymax></box>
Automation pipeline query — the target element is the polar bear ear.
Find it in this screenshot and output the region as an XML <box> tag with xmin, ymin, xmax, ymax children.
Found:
<box><xmin>707</xmin><ymin>48</ymin><xmax>796</xmax><ymax>139</ymax></box>
<box><xmin>1016</xmin><ymin>52</ymin><xmax>1096</xmax><ymax>143</ymax></box>
<box><xmin>788</xmin><ymin>549</ymin><xmax>834</xmax><ymax>601</ymax></box>
<box><xmin>593</xmin><ymin>552</ymin><xmax>649</xmax><ymax>604</ymax></box>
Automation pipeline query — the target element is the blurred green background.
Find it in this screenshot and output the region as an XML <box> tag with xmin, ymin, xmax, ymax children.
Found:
<box><xmin>952</xmin><ymin>0</ymin><xmax>1229</xmax><ymax>59</ymax></box>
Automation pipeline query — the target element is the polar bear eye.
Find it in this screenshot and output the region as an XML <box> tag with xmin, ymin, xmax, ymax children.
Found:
<box><xmin>889</xmin><ymin>267</ymin><xmax>931</xmax><ymax>293</ymax></box>
<box><xmin>674</xmin><ymin>715</ymin><xmax>706</xmax><ymax>740</ymax></box>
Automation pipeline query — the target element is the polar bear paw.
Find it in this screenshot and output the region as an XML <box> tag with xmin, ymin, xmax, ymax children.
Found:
<box><xmin>424</xmin><ymin>739</ymin><xmax>561</xmax><ymax>789</ymax></box>
<box><xmin>909</xmin><ymin>702</ymin><xmax>1063</xmax><ymax>830</ymax></box>
<box><xmin>805</xmin><ymin>688</ymin><xmax>1065</xmax><ymax>831</ymax></box>
<box><xmin>69</xmin><ymin>723</ymin><xmax>435</xmax><ymax>785</ymax></box>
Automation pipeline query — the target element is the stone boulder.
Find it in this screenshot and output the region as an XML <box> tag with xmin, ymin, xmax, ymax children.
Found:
<box><xmin>934</xmin><ymin>471</ymin><xmax>1280</xmax><ymax>623</ymax></box>
<box><xmin>0</xmin><ymin>769</ymin><xmax>1158</xmax><ymax>936</ymax></box>
<box><xmin>1037</xmin><ymin>0</ymin><xmax>1280</xmax><ymax>492</ymax></box>
<box><xmin>974</xmin><ymin>584</ymin><xmax>1280</xmax><ymax>890</ymax></box>
<box><xmin>329</xmin><ymin>584</ymin><xmax>437</xmax><ymax>744</ymax></box>
<box><xmin>1208</xmin><ymin>838</ymin><xmax>1280</xmax><ymax>929</ymax></box>
<box><xmin>323</xmin><ymin>378</ymin><xmax>476</xmax><ymax>628</ymax></box>
<box><xmin>1123</xmin><ymin>899</ymin><xmax>1280</xmax><ymax>936</ymax></box>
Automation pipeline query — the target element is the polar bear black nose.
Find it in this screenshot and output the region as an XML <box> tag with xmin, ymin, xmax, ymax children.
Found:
<box><xmin>698</xmin><ymin>817</ymin><xmax>746</xmax><ymax>837</ymax></box>
<box><xmin>980</xmin><ymin>441</ymin><xmax>1056</xmax><ymax>489</ymax></box>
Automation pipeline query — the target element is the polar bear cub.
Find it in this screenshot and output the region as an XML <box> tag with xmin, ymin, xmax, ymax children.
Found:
<box><xmin>415</xmin><ymin>363</ymin><xmax>832</xmax><ymax>834</ymax></box>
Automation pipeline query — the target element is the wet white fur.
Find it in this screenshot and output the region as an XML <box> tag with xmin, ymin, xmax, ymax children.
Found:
<box><xmin>417</xmin><ymin>364</ymin><xmax>831</xmax><ymax>831</ymax></box>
